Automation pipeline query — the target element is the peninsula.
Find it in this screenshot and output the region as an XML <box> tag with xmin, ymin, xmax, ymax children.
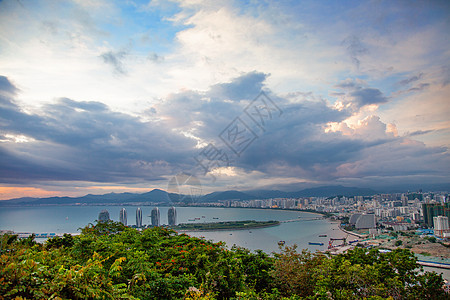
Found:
<box><xmin>171</xmin><ymin>220</ymin><xmax>280</xmax><ymax>231</ymax></box>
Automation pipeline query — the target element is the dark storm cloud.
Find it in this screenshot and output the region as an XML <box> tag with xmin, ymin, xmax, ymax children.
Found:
<box><xmin>100</xmin><ymin>50</ymin><xmax>128</xmax><ymax>74</ymax></box>
<box><xmin>1</xmin><ymin>73</ymin><xmax>449</xmax><ymax>188</ymax></box>
<box><xmin>0</xmin><ymin>77</ymin><xmax>196</xmax><ymax>184</ymax></box>
<box><xmin>155</xmin><ymin>72</ymin><xmax>449</xmax><ymax>185</ymax></box>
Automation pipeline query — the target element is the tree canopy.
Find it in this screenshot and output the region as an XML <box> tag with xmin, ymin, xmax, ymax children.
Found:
<box><xmin>0</xmin><ymin>221</ymin><xmax>446</xmax><ymax>299</ymax></box>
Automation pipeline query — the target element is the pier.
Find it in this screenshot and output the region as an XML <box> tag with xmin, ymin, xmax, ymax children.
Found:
<box><xmin>417</xmin><ymin>260</ymin><xmax>450</xmax><ymax>270</ymax></box>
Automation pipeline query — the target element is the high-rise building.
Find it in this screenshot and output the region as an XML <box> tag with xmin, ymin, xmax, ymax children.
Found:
<box><xmin>136</xmin><ymin>207</ymin><xmax>143</xmax><ymax>228</ymax></box>
<box><xmin>422</xmin><ymin>203</ymin><xmax>450</xmax><ymax>227</ymax></box>
<box><xmin>98</xmin><ymin>209</ymin><xmax>110</xmax><ymax>222</ymax></box>
<box><xmin>119</xmin><ymin>208</ymin><xmax>127</xmax><ymax>226</ymax></box>
<box><xmin>433</xmin><ymin>216</ymin><xmax>449</xmax><ymax>238</ymax></box>
<box><xmin>151</xmin><ymin>207</ymin><xmax>160</xmax><ymax>227</ymax></box>
<box><xmin>168</xmin><ymin>206</ymin><xmax>177</xmax><ymax>226</ymax></box>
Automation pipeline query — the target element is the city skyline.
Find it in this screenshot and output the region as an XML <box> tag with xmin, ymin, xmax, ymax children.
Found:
<box><xmin>0</xmin><ymin>0</ymin><xmax>449</xmax><ymax>200</ymax></box>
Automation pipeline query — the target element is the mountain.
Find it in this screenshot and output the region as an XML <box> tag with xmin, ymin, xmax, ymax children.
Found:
<box><xmin>0</xmin><ymin>189</ymin><xmax>173</xmax><ymax>206</ymax></box>
<box><xmin>0</xmin><ymin>185</ymin><xmax>381</xmax><ymax>206</ymax></box>
<box><xmin>287</xmin><ymin>185</ymin><xmax>378</xmax><ymax>198</ymax></box>
<box><xmin>245</xmin><ymin>189</ymin><xmax>291</xmax><ymax>198</ymax></box>
<box><xmin>200</xmin><ymin>190</ymin><xmax>254</xmax><ymax>202</ymax></box>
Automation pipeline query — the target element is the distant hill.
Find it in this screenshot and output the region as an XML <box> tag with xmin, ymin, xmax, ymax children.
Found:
<box><xmin>0</xmin><ymin>189</ymin><xmax>172</xmax><ymax>206</ymax></box>
<box><xmin>287</xmin><ymin>185</ymin><xmax>378</xmax><ymax>197</ymax></box>
<box><xmin>200</xmin><ymin>190</ymin><xmax>254</xmax><ymax>202</ymax></box>
<box><xmin>0</xmin><ymin>185</ymin><xmax>379</xmax><ymax>206</ymax></box>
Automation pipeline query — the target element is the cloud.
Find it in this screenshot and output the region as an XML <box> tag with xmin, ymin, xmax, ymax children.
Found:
<box><xmin>333</xmin><ymin>79</ymin><xmax>388</xmax><ymax>112</ymax></box>
<box><xmin>148</xmin><ymin>52</ymin><xmax>165</xmax><ymax>63</ymax></box>
<box><xmin>0</xmin><ymin>76</ymin><xmax>196</xmax><ymax>184</ymax></box>
<box><xmin>0</xmin><ymin>72</ymin><xmax>449</xmax><ymax>192</ymax></box>
<box><xmin>399</xmin><ymin>72</ymin><xmax>424</xmax><ymax>85</ymax></box>
<box><xmin>209</xmin><ymin>71</ymin><xmax>267</xmax><ymax>101</ymax></box>
<box><xmin>100</xmin><ymin>50</ymin><xmax>128</xmax><ymax>74</ymax></box>
<box><xmin>0</xmin><ymin>76</ymin><xmax>19</xmax><ymax>96</ymax></box>
<box><xmin>342</xmin><ymin>35</ymin><xmax>368</xmax><ymax>69</ymax></box>
<box><xmin>350</xmin><ymin>87</ymin><xmax>388</xmax><ymax>108</ymax></box>
<box><xmin>405</xmin><ymin>129</ymin><xmax>435</xmax><ymax>137</ymax></box>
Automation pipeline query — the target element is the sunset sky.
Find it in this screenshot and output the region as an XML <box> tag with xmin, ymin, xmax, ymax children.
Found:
<box><xmin>0</xmin><ymin>0</ymin><xmax>449</xmax><ymax>200</ymax></box>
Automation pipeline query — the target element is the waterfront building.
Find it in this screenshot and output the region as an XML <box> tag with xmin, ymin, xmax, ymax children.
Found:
<box><xmin>151</xmin><ymin>207</ymin><xmax>160</xmax><ymax>226</ymax></box>
<box><xmin>136</xmin><ymin>207</ymin><xmax>143</xmax><ymax>228</ymax></box>
<box><xmin>349</xmin><ymin>213</ymin><xmax>362</xmax><ymax>225</ymax></box>
<box><xmin>98</xmin><ymin>209</ymin><xmax>110</xmax><ymax>222</ymax></box>
<box><xmin>355</xmin><ymin>214</ymin><xmax>376</xmax><ymax>229</ymax></box>
<box><xmin>119</xmin><ymin>208</ymin><xmax>127</xmax><ymax>226</ymax></box>
<box><xmin>168</xmin><ymin>206</ymin><xmax>177</xmax><ymax>226</ymax></box>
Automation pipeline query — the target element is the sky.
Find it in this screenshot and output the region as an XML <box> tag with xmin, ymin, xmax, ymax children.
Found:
<box><xmin>0</xmin><ymin>0</ymin><xmax>449</xmax><ymax>200</ymax></box>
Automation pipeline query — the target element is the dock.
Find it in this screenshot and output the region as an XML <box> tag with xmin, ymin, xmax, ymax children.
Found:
<box><xmin>418</xmin><ymin>260</ymin><xmax>450</xmax><ymax>269</ymax></box>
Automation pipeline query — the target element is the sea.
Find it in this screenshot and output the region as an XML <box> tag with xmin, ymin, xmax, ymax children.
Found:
<box><xmin>1</xmin><ymin>205</ymin><xmax>448</xmax><ymax>280</ymax></box>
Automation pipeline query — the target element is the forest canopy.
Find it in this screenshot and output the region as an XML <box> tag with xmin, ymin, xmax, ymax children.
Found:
<box><xmin>0</xmin><ymin>221</ymin><xmax>446</xmax><ymax>299</ymax></box>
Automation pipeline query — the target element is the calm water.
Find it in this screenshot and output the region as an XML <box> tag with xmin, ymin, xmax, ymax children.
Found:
<box><xmin>1</xmin><ymin>205</ymin><xmax>448</xmax><ymax>279</ymax></box>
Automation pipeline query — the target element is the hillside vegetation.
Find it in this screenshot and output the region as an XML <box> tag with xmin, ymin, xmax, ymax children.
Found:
<box><xmin>0</xmin><ymin>221</ymin><xmax>446</xmax><ymax>299</ymax></box>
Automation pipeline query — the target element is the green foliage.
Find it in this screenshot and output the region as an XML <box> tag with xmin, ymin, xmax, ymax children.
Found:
<box><xmin>1</xmin><ymin>221</ymin><xmax>447</xmax><ymax>300</ymax></box>
<box><xmin>271</xmin><ymin>245</ymin><xmax>325</xmax><ymax>297</ymax></box>
<box><xmin>426</xmin><ymin>236</ymin><xmax>437</xmax><ymax>243</ymax></box>
<box><xmin>395</xmin><ymin>240</ymin><xmax>403</xmax><ymax>246</ymax></box>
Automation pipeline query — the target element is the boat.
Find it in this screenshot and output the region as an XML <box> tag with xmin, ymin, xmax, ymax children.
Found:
<box><xmin>194</xmin><ymin>217</ymin><xmax>200</xmax><ymax>220</ymax></box>
<box><xmin>308</xmin><ymin>242</ymin><xmax>324</xmax><ymax>246</ymax></box>
<box><xmin>213</xmin><ymin>217</ymin><xmax>219</xmax><ymax>219</ymax></box>
<box><xmin>202</xmin><ymin>216</ymin><xmax>206</xmax><ymax>218</ymax></box>
<box><xmin>188</xmin><ymin>219</ymin><xmax>195</xmax><ymax>221</ymax></box>
<box><xmin>319</xmin><ymin>234</ymin><xmax>327</xmax><ymax>237</ymax></box>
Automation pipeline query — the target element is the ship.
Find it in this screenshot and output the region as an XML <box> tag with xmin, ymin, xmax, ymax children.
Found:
<box><xmin>319</xmin><ymin>234</ymin><xmax>327</xmax><ymax>237</ymax></box>
<box><xmin>308</xmin><ymin>242</ymin><xmax>324</xmax><ymax>246</ymax></box>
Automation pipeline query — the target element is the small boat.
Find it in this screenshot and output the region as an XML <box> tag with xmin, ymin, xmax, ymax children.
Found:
<box><xmin>213</xmin><ymin>217</ymin><xmax>219</xmax><ymax>219</ymax></box>
<box><xmin>319</xmin><ymin>234</ymin><xmax>327</xmax><ymax>237</ymax></box>
<box><xmin>202</xmin><ymin>216</ymin><xmax>206</xmax><ymax>218</ymax></box>
<box><xmin>188</xmin><ymin>219</ymin><xmax>195</xmax><ymax>221</ymax></box>
<box><xmin>194</xmin><ymin>217</ymin><xmax>200</xmax><ymax>220</ymax></box>
<box><xmin>308</xmin><ymin>242</ymin><xmax>324</xmax><ymax>246</ymax></box>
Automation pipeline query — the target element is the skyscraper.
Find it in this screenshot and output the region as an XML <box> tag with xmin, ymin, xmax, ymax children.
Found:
<box><xmin>168</xmin><ymin>206</ymin><xmax>177</xmax><ymax>226</ymax></box>
<box><xmin>119</xmin><ymin>208</ymin><xmax>127</xmax><ymax>226</ymax></box>
<box><xmin>422</xmin><ymin>203</ymin><xmax>450</xmax><ymax>227</ymax></box>
<box><xmin>136</xmin><ymin>207</ymin><xmax>143</xmax><ymax>228</ymax></box>
<box><xmin>151</xmin><ymin>207</ymin><xmax>160</xmax><ymax>227</ymax></box>
<box><xmin>98</xmin><ymin>209</ymin><xmax>110</xmax><ymax>222</ymax></box>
